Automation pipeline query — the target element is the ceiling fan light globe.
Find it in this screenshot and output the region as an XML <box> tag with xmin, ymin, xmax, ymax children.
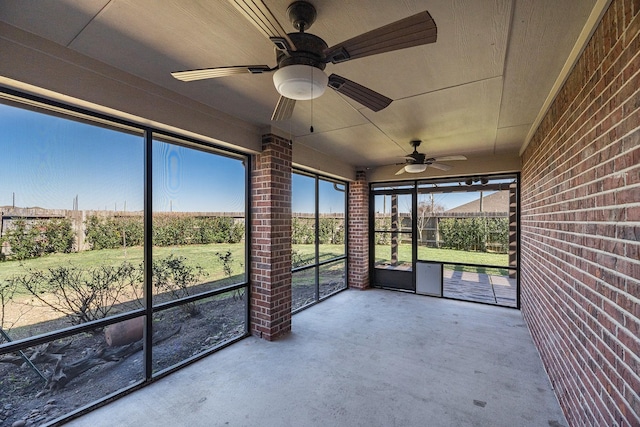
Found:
<box><xmin>404</xmin><ymin>164</ymin><xmax>427</xmax><ymax>173</ymax></box>
<box><xmin>273</xmin><ymin>65</ymin><xmax>328</xmax><ymax>100</ymax></box>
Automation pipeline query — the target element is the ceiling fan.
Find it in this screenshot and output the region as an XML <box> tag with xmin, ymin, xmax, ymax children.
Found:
<box><xmin>171</xmin><ymin>0</ymin><xmax>437</xmax><ymax>121</ymax></box>
<box><xmin>395</xmin><ymin>140</ymin><xmax>467</xmax><ymax>175</ymax></box>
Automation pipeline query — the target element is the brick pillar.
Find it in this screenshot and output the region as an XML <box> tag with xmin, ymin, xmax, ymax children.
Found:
<box><xmin>250</xmin><ymin>134</ymin><xmax>292</xmax><ymax>341</ymax></box>
<box><xmin>348</xmin><ymin>170</ymin><xmax>369</xmax><ymax>289</ymax></box>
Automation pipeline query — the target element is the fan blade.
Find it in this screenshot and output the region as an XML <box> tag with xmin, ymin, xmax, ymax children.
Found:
<box><xmin>328</xmin><ymin>74</ymin><xmax>392</xmax><ymax>112</ymax></box>
<box><xmin>433</xmin><ymin>155</ymin><xmax>467</xmax><ymax>162</ymax></box>
<box><xmin>395</xmin><ymin>166</ymin><xmax>407</xmax><ymax>175</ymax></box>
<box><xmin>228</xmin><ymin>0</ymin><xmax>296</xmax><ymax>51</ymax></box>
<box><xmin>324</xmin><ymin>11</ymin><xmax>437</xmax><ymax>64</ymax></box>
<box><xmin>271</xmin><ymin>95</ymin><xmax>296</xmax><ymax>121</ymax></box>
<box><xmin>428</xmin><ymin>162</ymin><xmax>452</xmax><ymax>171</ymax></box>
<box><xmin>172</xmin><ymin>65</ymin><xmax>272</xmax><ymax>82</ymax></box>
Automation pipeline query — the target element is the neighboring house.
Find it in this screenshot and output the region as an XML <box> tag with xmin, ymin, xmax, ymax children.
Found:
<box><xmin>445</xmin><ymin>190</ymin><xmax>509</xmax><ymax>214</ymax></box>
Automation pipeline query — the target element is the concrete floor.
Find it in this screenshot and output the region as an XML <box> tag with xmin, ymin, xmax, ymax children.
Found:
<box><xmin>66</xmin><ymin>289</ymin><xmax>567</xmax><ymax>427</ymax></box>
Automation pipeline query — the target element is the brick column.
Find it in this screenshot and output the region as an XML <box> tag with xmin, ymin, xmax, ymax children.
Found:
<box><xmin>250</xmin><ymin>134</ymin><xmax>292</xmax><ymax>341</ymax></box>
<box><xmin>348</xmin><ymin>170</ymin><xmax>369</xmax><ymax>289</ymax></box>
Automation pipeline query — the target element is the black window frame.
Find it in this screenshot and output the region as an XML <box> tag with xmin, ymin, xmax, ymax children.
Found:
<box><xmin>0</xmin><ymin>87</ymin><xmax>251</xmax><ymax>424</ymax></box>
<box><xmin>291</xmin><ymin>168</ymin><xmax>348</xmax><ymax>313</ymax></box>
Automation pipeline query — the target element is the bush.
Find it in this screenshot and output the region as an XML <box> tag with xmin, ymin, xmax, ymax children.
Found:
<box><xmin>486</xmin><ymin>218</ymin><xmax>509</xmax><ymax>252</ymax></box>
<box><xmin>152</xmin><ymin>254</ymin><xmax>206</xmax><ymax>315</ymax></box>
<box><xmin>14</xmin><ymin>262</ymin><xmax>143</xmax><ymax>325</ymax></box>
<box><xmin>43</xmin><ymin>218</ymin><xmax>75</xmax><ymax>254</ymax></box>
<box><xmin>438</xmin><ymin>217</ymin><xmax>508</xmax><ymax>253</ymax></box>
<box><xmin>153</xmin><ymin>215</ymin><xmax>243</xmax><ymax>246</ymax></box>
<box><xmin>9</xmin><ymin>254</ymin><xmax>210</xmax><ymax>325</ymax></box>
<box><xmin>374</xmin><ymin>216</ymin><xmax>391</xmax><ymax>245</ymax></box>
<box><xmin>194</xmin><ymin>217</ymin><xmax>244</xmax><ymax>244</ymax></box>
<box><xmin>293</xmin><ymin>216</ymin><xmax>345</xmax><ymax>245</ymax></box>
<box><xmin>0</xmin><ymin>279</ymin><xmax>18</xmax><ymax>333</ymax></box>
<box><xmin>85</xmin><ymin>214</ymin><xmax>243</xmax><ymax>250</ymax></box>
<box><xmin>3</xmin><ymin>218</ymin><xmax>42</xmax><ymax>260</ymax></box>
<box><xmin>292</xmin><ymin>217</ymin><xmax>314</xmax><ymax>244</ymax></box>
<box><xmin>318</xmin><ymin>217</ymin><xmax>344</xmax><ymax>245</ymax></box>
<box><xmin>1</xmin><ymin>217</ymin><xmax>75</xmax><ymax>261</ymax></box>
<box><xmin>85</xmin><ymin>215</ymin><xmax>143</xmax><ymax>250</ymax></box>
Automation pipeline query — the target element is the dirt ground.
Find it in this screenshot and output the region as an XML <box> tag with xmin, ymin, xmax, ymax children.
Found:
<box><xmin>0</xmin><ymin>294</ymin><xmax>245</xmax><ymax>427</ymax></box>
<box><xmin>0</xmin><ymin>280</ymin><xmax>345</xmax><ymax>426</ymax></box>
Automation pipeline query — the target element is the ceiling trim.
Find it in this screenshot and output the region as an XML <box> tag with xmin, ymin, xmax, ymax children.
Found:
<box><xmin>519</xmin><ymin>0</ymin><xmax>612</xmax><ymax>156</ymax></box>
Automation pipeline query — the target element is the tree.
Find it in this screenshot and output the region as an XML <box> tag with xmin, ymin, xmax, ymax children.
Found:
<box><xmin>415</xmin><ymin>195</ymin><xmax>445</xmax><ymax>245</ymax></box>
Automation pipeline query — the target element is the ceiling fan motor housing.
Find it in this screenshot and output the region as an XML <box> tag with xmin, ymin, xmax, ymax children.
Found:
<box><xmin>276</xmin><ymin>32</ymin><xmax>327</xmax><ymax>69</ymax></box>
<box><xmin>287</xmin><ymin>1</ymin><xmax>317</xmax><ymax>31</ymax></box>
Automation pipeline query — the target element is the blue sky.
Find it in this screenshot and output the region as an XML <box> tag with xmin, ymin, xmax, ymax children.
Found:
<box><xmin>292</xmin><ymin>173</ymin><xmax>346</xmax><ymax>214</ymax></box>
<box><xmin>0</xmin><ymin>103</ymin><xmax>345</xmax><ymax>214</ymax></box>
<box><xmin>1</xmin><ymin>102</ymin><xmax>487</xmax><ymax>214</ymax></box>
<box><xmin>0</xmin><ymin>103</ymin><xmax>246</xmax><ymax>212</ymax></box>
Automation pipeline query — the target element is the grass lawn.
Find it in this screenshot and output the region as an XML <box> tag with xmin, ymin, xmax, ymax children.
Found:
<box><xmin>375</xmin><ymin>244</ymin><xmax>511</xmax><ymax>275</ymax></box>
<box><xmin>2</xmin><ymin>242</ymin><xmax>510</xmax><ymax>284</ymax></box>
<box><xmin>374</xmin><ymin>244</ymin><xmax>508</xmax><ymax>266</ymax></box>
<box><xmin>417</xmin><ymin>246</ymin><xmax>508</xmax><ymax>266</ymax></box>
<box><xmin>0</xmin><ymin>243</ymin><xmax>246</xmax><ymax>284</ymax></box>
<box><xmin>292</xmin><ymin>244</ymin><xmax>345</xmax><ymax>265</ymax></box>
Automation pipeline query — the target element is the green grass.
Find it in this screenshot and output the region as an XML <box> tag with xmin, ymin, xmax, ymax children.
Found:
<box><xmin>0</xmin><ymin>243</ymin><xmax>246</xmax><ymax>283</ymax></box>
<box><xmin>1</xmin><ymin>242</ymin><xmax>509</xmax><ymax>284</ymax></box>
<box><xmin>375</xmin><ymin>244</ymin><xmax>509</xmax><ymax>268</ymax></box>
<box><xmin>417</xmin><ymin>246</ymin><xmax>508</xmax><ymax>266</ymax></box>
<box><xmin>292</xmin><ymin>244</ymin><xmax>345</xmax><ymax>262</ymax></box>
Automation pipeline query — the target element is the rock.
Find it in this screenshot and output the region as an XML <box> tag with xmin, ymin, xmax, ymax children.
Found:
<box><xmin>46</xmin><ymin>399</ymin><xmax>56</xmax><ymax>405</ymax></box>
<box><xmin>43</xmin><ymin>404</ymin><xmax>55</xmax><ymax>413</ymax></box>
<box><xmin>11</xmin><ymin>420</ymin><xmax>26</xmax><ymax>427</ymax></box>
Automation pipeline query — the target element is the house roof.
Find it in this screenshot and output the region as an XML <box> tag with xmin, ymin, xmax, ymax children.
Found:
<box><xmin>446</xmin><ymin>190</ymin><xmax>509</xmax><ymax>213</ymax></box>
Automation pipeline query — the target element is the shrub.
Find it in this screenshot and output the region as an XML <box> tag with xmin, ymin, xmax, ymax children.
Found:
<box><xmin>198</xmin><ymin>217</ymin><xmax>244</xmax><ymax>244</ymax></box>
<box><xmin>0</xmin><ymin>279</ymin><xmax>18</xmax><ymax>333</ymax></box>
<box><xmin>42</xmin><ymin>218</ymin><xmax>75</xmax><ymax>254</ymax></box>
<box><xmin>153</xmin><ymin>215</ymin><xmax>244</xmax><ymax>247</ymax></box>
<box><xmin>85</xmin><ymin>215</ymin><xmax>143</xmax><ymax>250</ymax></box>
<box><xmin>438</xmin><ymin>217</ymin><xmax>508</xmax><ymax>253</ymax></box>
<box><xmin>292</xmin><ymin>217</ymin><xmax>314</xmax><ymax>244</ymax></box>
<box><xmin>291</xmin><ymin>249</ymin><xmax>314</xmax><ymax>268</ymax></box>
<box><xmin>152</xmin><ymin>254</ymin><xmax>207</xmax><ymax>315</ymax></box>
<box><xmin>318</xmin><ymin>217</ymin><xmax>344</xmax><ymax>245</ymax></box>
<box><xmin>3</xmin><ymin>218</ymin><xmax>42</xmax><ymax>260</ymax></box>
<box><xmin>14</xmin><ymin>262</ymin><xmax>143</xmax><ymax>325</ymax></box>
<box><xmin>374</xmin><ymin>216</ymin><xmax>391</xmax><ymax>245</ymax></box>
<box><xmin>1</xmin><ymin>217</ymin><xmax>74</xmax><ymax>260</ymax></box>
<box><xmin>85</xmin><ymin>214</ymin><xmax>244</xmax><ymax>250</ymax></box>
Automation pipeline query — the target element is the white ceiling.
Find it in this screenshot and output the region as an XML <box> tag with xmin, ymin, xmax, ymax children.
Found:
<box><xmin>0</xmin><ymin>0</ymin><xmax>600</xmax><ymax>176</ymax></box>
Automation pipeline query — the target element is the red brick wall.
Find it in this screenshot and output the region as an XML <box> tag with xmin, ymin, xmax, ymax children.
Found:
<box><xmin>348</xmin><ymin>170</ymin><xmax>370</xmax><ymax>289</ymax></box>
<box><xmin>521</xmin><ymin>1</ymin><xmax>639</xmax><ymax>425</ymax></box>
<box><xmin>250</xmin><ymin>134</ymin><xmax>292</xmax><ymax>341</ymax></box>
